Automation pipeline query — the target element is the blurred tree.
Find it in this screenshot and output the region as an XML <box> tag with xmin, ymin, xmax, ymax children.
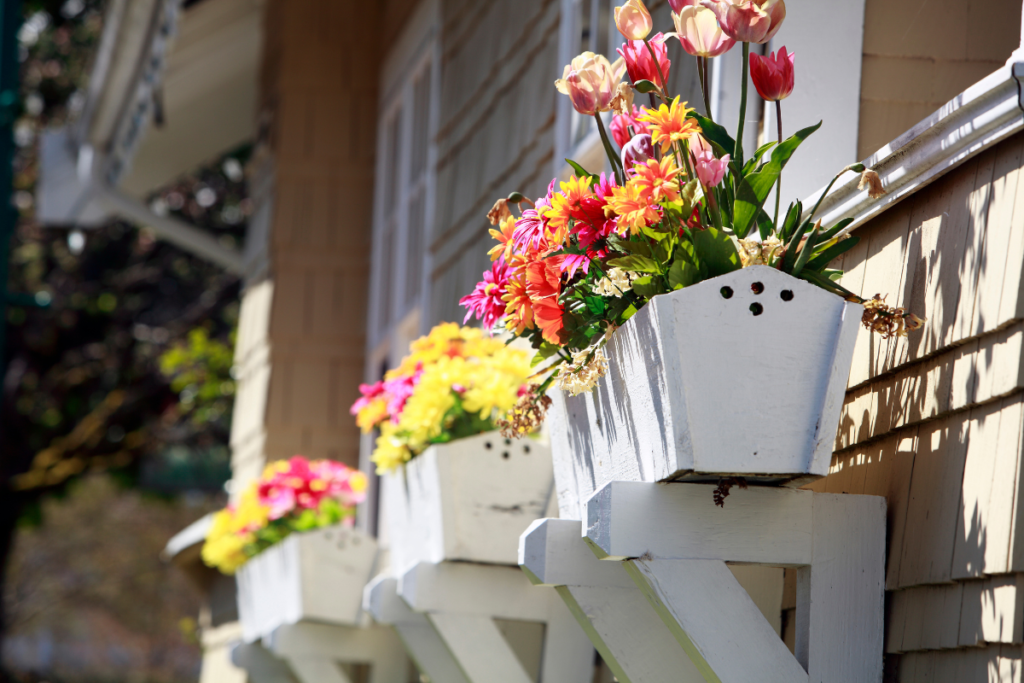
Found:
<box><xmin>0</xmin><ymin>1</ymin><xmax>248</xmax><ymax>679</ymax></box>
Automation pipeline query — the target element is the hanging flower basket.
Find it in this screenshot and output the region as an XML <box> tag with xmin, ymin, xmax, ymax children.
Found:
<box><xmin>382</xmin><ymin>430</ymin><xmax>552</xmax><ymax>573</ymax></box>
<box><xmin>547</xmin><ymin>265</ymin><xmax>861</xmax><ymax>519</ymax></box>
<box><xmin>235</xmin><ymin>525</ymin><xmax>378</xmax><ymax>642</ymax></box>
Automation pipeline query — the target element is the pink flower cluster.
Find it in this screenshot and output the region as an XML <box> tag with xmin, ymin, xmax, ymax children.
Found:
<box><xmin>257</xmin><ymin>456</ymin><xmax>367</xmax><ymax>522</ymax></box>
<box><xmin>351</xmin><ymin>365</ymin><xmax>424</xmax><ymax>424</ymax></box>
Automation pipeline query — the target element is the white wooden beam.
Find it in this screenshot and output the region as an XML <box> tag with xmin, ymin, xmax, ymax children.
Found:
<box><xmin>626</xmin><ymin>558</ymin><xmax>808</xmax><ymax>683</ymax></box>
<box><xmin>584</xmin><ymin>481</ymin><xmax>812</xmax><ymax>564</ymax></box>
<box><xmin>521</xmin><ymin>518</ymin><xmax>705</xmax><ymax>683</ymax></box>
<box><xmin>364</xmin><ymin>575</ymin><xmax>470</xmax><ymax>683</ymax></box>
<box><xmin>229</xmin><ymin>641</ymin><xmax>297</xmax><ymax>683</ymax></box>
<box><xmin>398</xmin><ymin>561</ymin><xmax>594</xmax><ymax>683</ymax></box>
<box><xmin>265</xmin><ymin>622</ymin><xmax>408</xmax><ymax>683</ymax></box>
<box><xmin>577</xmin><ymin>482</ymin><xmax>885</xmax><ymax>683</ymax></box>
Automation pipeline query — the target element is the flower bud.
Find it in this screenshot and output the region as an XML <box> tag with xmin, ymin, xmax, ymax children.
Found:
<box><xmin>621</xmin><ymin>134</ymin><xmax>654</xmax><ymax>174</ymax></box>
<box><xmin>748</xmin><ymin>46</ymin><xmax>794</xmax><ymax>102</ymax></box>
<box><xmin>673</xmin><ymin>6</ymin><xmax>735</xmax><ymax>58</ymax></box>
<box><xmin>615</xmin><ymin>0</ymin><xmax>653</xmax><ymax>41</ymax></box>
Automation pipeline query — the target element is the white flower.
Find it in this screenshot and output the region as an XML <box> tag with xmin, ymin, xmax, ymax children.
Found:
<box><xmin>593</xmin><ymin>268</ymin><xmax>637</xmax><ymax>297</ymax></box>
<box><xmin>558</xmin><ymin>348</ymin><xmax>610</xmax><ymax>396</ymax></box>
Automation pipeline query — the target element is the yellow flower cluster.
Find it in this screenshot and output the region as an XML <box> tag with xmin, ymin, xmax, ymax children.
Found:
<box><xmin>369</xmin><ymin>324</ymin><xmax>531</xmax><ymax>474</ymax></box>
<box><xmin>200</xmin><ymin>483</ymin><xmax>269</xmax><ymax>575</ymax></box>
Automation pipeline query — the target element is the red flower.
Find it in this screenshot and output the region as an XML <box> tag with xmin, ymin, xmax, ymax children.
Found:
<box><xmin>749</xmin><ymin>46</ymin><xmax>794</xmax><ymax>102</ymax></box>
<box><xmin>610</xmin><ymin>104</ymin><xmax>651</xmax><ymax>148</ymax></box>
<box><xmin>617</xmin><ymin>33</ymin><xmax>671</xmax><ymax>89</ymax></box>
<box><xmin>525</xmin><ymin>257</ymin><xmax>565</xmax><ymax>345</ymax></box>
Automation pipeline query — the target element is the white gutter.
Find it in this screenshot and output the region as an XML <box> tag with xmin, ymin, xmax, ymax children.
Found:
<box><xmin>804</xmin><ymin>56</ymin><xmax>1024</xmax><ymax>232</ymax></box>
<box><xmin>162</xmin><ymin>512</ymin><xmax>213</xmax><ymax>560</ymax></box>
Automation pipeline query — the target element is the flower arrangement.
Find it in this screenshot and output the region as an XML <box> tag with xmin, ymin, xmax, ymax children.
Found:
<box><xmin>350</xmin><ymin>323</ymin><xmax>532</xmax><ymax>474</ymax></box>
<box><xmin>201</xmin><ymin>456</ymin><xmax>367</xmax><ymax>574</ymax></box>
<box><xmin>462</xmin><ymin>0</ymin><xmax>923</xmax><ymax>436</ymax></box>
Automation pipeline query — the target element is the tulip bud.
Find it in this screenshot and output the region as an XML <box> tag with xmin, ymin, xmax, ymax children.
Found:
<box><xmin>621</xmin><ymin>134</ymin><xmax>655</xmax><ymax>174</ymax></box>
<box><xmin>615</xmin><ymin>0</ymin><xmax>653</xmax><ymax>41</ymax></box>
<box><xmin>617</xmin><ymin>33</ymin><xmax>672</xmax><ymax>89</ymax></box>
<box><xmin>554</xmin><ymin>52</ymin><xmax>627</xmax><ymax>115</ymax></box>
<box><xmin>668</xmin><ymin>0</ymin><xmax>700</xmax><ymax>10</ymax></box>
<box><xmin>748</xmin><ymin>46</ymin><xmax>794</xmax><ymax>102</ymax></box>
<box><xmin>694</xmin><ymin>149</ymin><xmax>731</xmax><ymax>188</ymax></box>
<box><xmin>673</xmin><ymin>6</ymin><xmax>735</xmax><ymax>58</ymax></box>
<box><xmin>610</xmin><ymin>105</ymin><xmax>650</xmax><ymax>148</ymax></box>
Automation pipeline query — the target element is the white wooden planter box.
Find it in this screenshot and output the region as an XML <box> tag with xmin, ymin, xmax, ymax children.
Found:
<box><xmin>382</xmin><ymin>431</ymin><xmax>553</xmax><ymax>573</ymax></box>
<box><xmin>550</xmin><ymin>265</ymin><xmax>862</xmax><ymax>520</ymax></box>
<box><xmin>236</xmin><ymin>525</ymin><xmax>378</xmax><ymax>642</ymax></box>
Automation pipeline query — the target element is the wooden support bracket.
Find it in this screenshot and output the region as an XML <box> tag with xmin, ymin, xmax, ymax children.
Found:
<box><xmin>398</xmin><ymin>560</ymin><xmax>595</xmax><ymax>683</ymax></box>
<box><xmin>364</xmin><ymin>574</ymin><xmax>471</xmax><ymax>683</ymax></box>
<box><xmin>524</xmin><ymin>482</ymin><xmax>886</xmax><ymax>683</ymax></box>
<box><xmin>263</xmin><ymin>621</ymin><xmax>408</xmax><ymax>683</ymax></box>
<box><xmin>230</xmin><ymin>640</ymin><xmax>297</xmax><ymax>683</ymax></box>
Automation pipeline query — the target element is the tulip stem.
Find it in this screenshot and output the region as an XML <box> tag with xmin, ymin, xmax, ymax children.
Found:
<box><xmin>735</xmin><ymin>42</ymin><xmax>749</xmax><ymax>169</ymax></box>
<box><xmin>773</xmin><ymin>100</ymin><xmax>782</xmax><ymax>229</ymax></box>
<box><xmin>643</xmin><ymin>38</ymin><xmax>670</xmax><ymax>103</ymax></box>
<box><xmin>698</xmin><ymin>57</ymin><xmax>712</xmax><ymax>121</ymax></box>
<box><xmin>594</xmin><ymin>113</ymin><xmax>625</xmax><ymax>184</ymax></box>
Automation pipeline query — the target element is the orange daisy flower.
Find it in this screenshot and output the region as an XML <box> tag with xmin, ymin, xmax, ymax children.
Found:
<box><xmin>637</xmin><ymin>96</ymin><xmax>701</xmax><ymax>154</ymax></box>
<box><xmin>606</xmin><ymin>180</ymin><xmax>661</xmax><ymax>236</ymax></box>
<box><xmin>503</xmin><ymin>273</ymin><xmax>535</xmax><ymax>335</ymax></box>
<box><xmin>544</xmin><ymin>175</ymin><xmax>593</xmax><ymax>245</ymax></box>
<box><xmin>487</xmin><ymin>215</ymin><xmax>517</xmax><ymax>262</ymax></box>
<box><xmin>525</xmin><ymin>257</ymin><xmax>565</xmax><ymax>345</ymax></box>
<box><xmin>631</xmin><ymin>156</ymin><xmax>681</xmax><ymax>203</ymax></box>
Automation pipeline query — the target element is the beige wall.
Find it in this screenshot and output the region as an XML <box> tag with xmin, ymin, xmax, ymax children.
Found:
<box><xmin>230</xmin><ymin>0</ymin><xmax>379</xmax><ymax>486</ymax></box>
<box><xmin>813</xmin><ymin>130</ymin><xmax>1024</xmax><ymax>676</ymax></box>
<box><xmin>427</xmin><ymin>0</ymin><xmax>562</xmax><ymax>325</ymax></box>
<box><xmin>858</xmin><ymin>0</ymin><xmax>1021</xmax><ymax>160</ymax></box>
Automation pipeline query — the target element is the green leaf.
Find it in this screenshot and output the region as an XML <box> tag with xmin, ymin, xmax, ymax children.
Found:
<box><xmin>781</xmin><ymin>219</ymin><xmax>812</xmax><ymax>273</ymax></box>
<box><xmin>621</xmin><ymin>304</ymin><xmax>639</xmax><ymax>321</ymax></box>
<box><xmin>631</xmin><ymin>275</ymin><xmax>666</xmax><ymax>298</ymax></box>
<box><xmin>687</xmin><ymin>112</ymin><xmax>736</xmax><ymax>161</ymax></box>
<box><xmin>804</xmin><ymin>235</ymin><xmax>861</xmax><ymax>272</ymax></box>
<box><xmin>565</xmin><ymin>159</ymin><xmax>599</xmax><ymax>182</ymax></box>
<box><xmin>817</xmin><ymin>217</ymin><xmax>855</xmax><ymax>243</ymax></box>
<box><xmin>606</xmin><ymin>254</ymin><xmax>661</xmax><ymax>273</ymax></box>
<box><xmin>633</xmin><ymin>79</ymin><xmax>659</xmax><ymax>93</ymax></box>
<box><xmin>668</xmin><ymin>258</ymin><xmax>699</xmax><ymax>290</ymax></box>
<box><xmin>692</xmin><ymin>227</ymin><xmax>741</xmax><ymax>277</ymax></box>
<box><xmin>742</xmin><ymin>141</ymin><xmax>778</xmax><ymax>176</ymax></box>
<box><xmin>530</xmin><ymin>342</ymin><xmax>561</xmax><ymax>368</ymax></box>
<box><xmin>791</xmin><ymin>222</ymin><xmax>821</xmax><ymax>276</ymax></box>
<box><xmin>583</xmin><ymin>296</ymin><xmax>607</xmax><ymax>316</ymax></box>
<box><xmin>732</xmin><ymin>121</ymin><xmax>822</xmax><ymax>238</ymax></box>
<box><xmin>606</xmin><ymin>236</ymin><xmax>652</xmax><ymax>258</ymax></box>
<box><xmin>780</xmin><ymin>201</ymin><xmax>802</xmax><ymax>242</ymax></box>
<box><xmin>757</xmin><ymin>207</ymin><xmax>774</xmax><ymax>242</ymax></box>
<box><xmin>798</xmin><ymin>268</ymin><xmax>859</xmax><ymax>299</ymax></box>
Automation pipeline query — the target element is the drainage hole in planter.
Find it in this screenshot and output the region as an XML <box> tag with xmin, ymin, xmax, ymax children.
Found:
<box><xmin>751</xmin><ymin>281</ymin><xmax>764</xmax><ymax>294</ymax></box>
<box><xmin>504</xmin><ymin>438</ymin><xmax>512</xmax><ymax>445</ymax></box>
<box><xmin>720</xmin><ymin>286</ymin><xmax>733</xmax><ymax>299</ymax></box>
<box><xmin>749</xmin><ymin>302</ymin><xmax>764</xmax><ymax>316</ymax></box>
<box><xmin>484</xmin><ymin>441</ymin><xmax>492</xmax><ymax>449</ymax></box>
<box><xmin>523</xmin><ymin>445</ymin><xmax>531</xmax><ymax>454</ymax></box>
<box><xmin>780</xmin><ymin>289</ymin><xmax>794</xmax><ymax>301</ymax></box>
<box><xmin>502</xmin><ymin>451</ymin><xmax>510</xmax><ymax>459</ymax></box>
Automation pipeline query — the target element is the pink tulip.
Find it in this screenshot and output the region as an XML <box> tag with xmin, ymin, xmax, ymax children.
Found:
<box><xmin>622</xmin><ymin>134</ymin><xmax>655</xmax><ymax>174</ymax></box>
<box><xmin>617</xmin><ymin>33</ymin><xmax>672</xmax><ymax>89</ymax></box>
<box><xmin>610</xmin><ymin>105</ymin><xmax>650</xmax><ymax>148</ymax></box>
<box><xmin>700</xmin><ymin>0</ymin><xmax>785</xmax><ymax>44</ymax></box>
<box><xmin>673</xmin><ymin>6</ymin><xmax>735</xmax><ymax>58</ymax></box>
<box><xmin>555</xmin><ymin>52</ymin><xmax>627</xmax><ymax>115</ymax></box>
<box><xmin>695</xmin><ymin>149</ymin><xmax>731</xmax><ymax>187</ymax></box>
<box><xmin>668</xmin><ymin>0</ymin><xmax>700</xmax><ymax>11</ymax></box>
<box><xmin>749</xmin><ymin>46</ymin><xmax>794</xmax><ymax>101</ymax></box>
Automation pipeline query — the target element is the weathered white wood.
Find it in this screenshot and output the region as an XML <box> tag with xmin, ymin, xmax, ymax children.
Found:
<box><xmin>265</xmin><ymin>622</ymin><xmax>408</xmax><ymax>683</ymax></box>
<box><xmin>551</xmin><ymin>266</ymin><xmax>862</xmax><ymax>520</ymax></box>
<box><xmin>383</xmin><ymin>431</ymin><xmax>553</xmax><ymax>572</ymax></box>
<box><xmin>628</xmin><ymin>558</ymin><xmax>807</xmax><ymax>683</ymax></box>
<box><xmin>398</xmin><ymin>560</ymin><xmax>594</xmax><ymax>683</ymax></box>
<box><xmin>229</xmin><ymin>642</ymin><xmax>298</xmax><ymax>683</ymax></box>
<box><xmin>581</xmin><ymin>482</ymin><xmax>884</xmax><ymax>682</ymax></box>
<box><xmin>520</xmin><ymin>518</ymin><xmax>705</xmax><ymax>683</ymax></box>
<box><xmin>583</xmin><ymin>481</ymin><xmax>813</xmax><ymax>564</ymax></box>
<box><xmin>236</xmin><ymin>526</ymin><xmax>378</xmax><ymax>642</ymax></box>
<box><xmin>428</xmin><ymin>613</ymin><xmax>534</xmax><ymax>683</ymax></box>
<box><xmin>362</xmin><ymin>575</ymin><xmax>470</xmax><ymax>683</ymax></box>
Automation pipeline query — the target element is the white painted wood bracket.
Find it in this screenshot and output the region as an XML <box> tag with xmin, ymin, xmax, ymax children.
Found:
<box><xmin>580</xmin><ymin>481</ymin><xmax>886</xmax><ymax>683</ymax></box>
<box><xmin>264</xmin><ymin>621</ymin><xmax>408</xmax><ymax>683</ymax></box>
<box><xmin>230</xmin><ymin>641</ymin><xmax>297</xmax><ymax>683</ymax></box>
<box><xmin>363</xmin><ymin>574</ymin><xmax>470</xmax><ymax>683</ymax></box>
<box><xmin>398</xmin><ymin>560</ymin><xmax>594</xmax><ymax>683</ymax></box>
<box><xmin>520</xmin><ymin>518</ymin><xmax>705</xmax><ymax>683</ymax></box>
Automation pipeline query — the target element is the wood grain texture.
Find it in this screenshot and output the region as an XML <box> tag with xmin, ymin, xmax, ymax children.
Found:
<box><xmin>552</xmin><ymin>266</ymin><xmax>861</xmax><ymax>520</ymax></box>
